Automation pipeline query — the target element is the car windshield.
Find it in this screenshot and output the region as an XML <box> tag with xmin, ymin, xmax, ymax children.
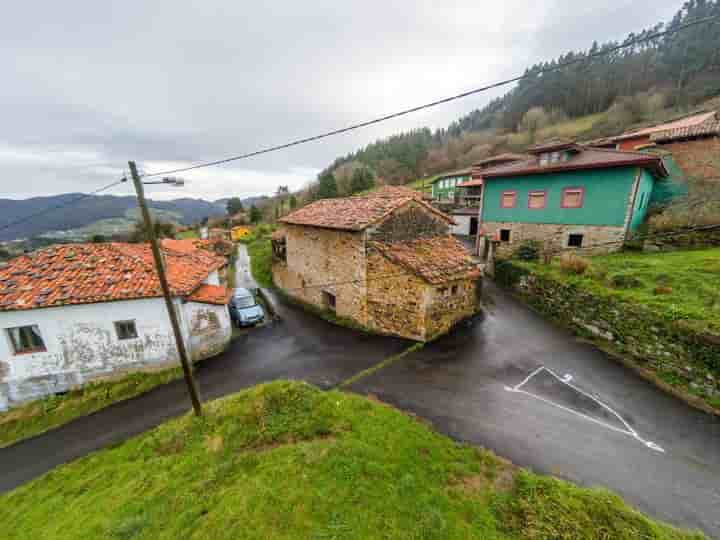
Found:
<box><xmin>234</xmin><ymin>295</ymin><xmax>256</xmax><ymax>308</ymax></box>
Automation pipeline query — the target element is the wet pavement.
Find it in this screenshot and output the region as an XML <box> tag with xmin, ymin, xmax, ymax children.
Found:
<box><xmin>1</xmin><ymin>280</ymin><xmax>719</xmax><ymax>537</ymax></box>
<box><xmin>0</xmin><ymin>291</ymin><xmax>409</xmax><ymax>493</ymax></box>
<box><xmin>234</xmin><ymin>244</ymin><xmax>258</xmax><ymax>290</ymax></box>
<box><xmin>348</xmin><ymin>281</ymin><xmax>720</xmax><ymax>537</ymax></box>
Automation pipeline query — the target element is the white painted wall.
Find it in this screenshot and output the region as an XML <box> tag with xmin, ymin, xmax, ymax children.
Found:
<box><xmin>451</xmin><ymin>215</ymin><xmax>471</xmax><ymax>236</ymax></box>
<box><xmin>0</xmin><ymin>296</ymin><xmax>231</xmax><ymax>410</ymax></box>
<box><xmin>204</xmin><ymin>270</ymin><xmax>220</xmax><ymax>286</ymax></box>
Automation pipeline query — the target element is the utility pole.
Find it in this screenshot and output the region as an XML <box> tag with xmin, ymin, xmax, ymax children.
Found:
<box><xmin>128</xmin><ymin>161</ymin><xmax>203</xmax><ymax>416</ymax></box>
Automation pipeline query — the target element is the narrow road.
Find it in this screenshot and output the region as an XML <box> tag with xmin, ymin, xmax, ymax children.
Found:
<box><xmin>234</xmin><ymin>243</ymin><xmax>258</xmax><ymax>289</ymax></box>
<box><xmin>1</xmin><ymin>273</ymin><xmax>719</xmax><ymax>537</ymax></box>
<box><xmin>349</xmin><ymin>281</ymin><xmax>720</xmax><ymax>538</ymax></box>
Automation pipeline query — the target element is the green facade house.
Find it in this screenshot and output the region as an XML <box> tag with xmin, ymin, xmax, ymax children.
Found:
<box><xmin>477</xmin><ymin>141</ymin><xmax>668</xmax><ymax>255</ymax></box>
<box><xmin>430</xmin><ymin>169</ymin><xmax>471</xmax><ymax>203</ymax></box>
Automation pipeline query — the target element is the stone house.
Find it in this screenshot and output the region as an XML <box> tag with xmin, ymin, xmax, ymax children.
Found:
<box><xmin>272</xmin><ymin>187</ymin><xmax>481</xmax><ymax>342</ymax></box>
<box><xmin>0</xmin><ymin>242</ymin><xmax>233</xmax><ymax>411</ymax></box>
<box><xmin>650</xmin><ymin>116</ymin><xmax>720</xmax><ymax>183</ymax></box>
<box><xmin>476</xmin><ymin>141</ymin><xmax>670</xmax><ymax>256</ymax></box>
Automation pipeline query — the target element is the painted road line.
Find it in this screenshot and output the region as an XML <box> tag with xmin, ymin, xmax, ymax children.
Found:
<box><xmin>505</xmin><ymin>366</ymin><xmax>665</xmax><ymax>453</ymax></box>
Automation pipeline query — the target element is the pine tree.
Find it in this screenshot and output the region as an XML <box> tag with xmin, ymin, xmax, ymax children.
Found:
<box><xmin>317</xmin><ymin>172</ymin><xmax>338</xmax><ymax>199</ymax></box>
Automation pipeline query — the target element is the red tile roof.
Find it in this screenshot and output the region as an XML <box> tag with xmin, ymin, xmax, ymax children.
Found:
<box><xmin>371</xmin><ymin>236</ymin><xmax>480</xmax><ymax>285</ymax></box>
<box><xmin>479</xmin><ymin>146</ymin><xmax>668</xmax><ymax>179</ymax></box>
<box><xmin>187</xmin><ymin>284</ymin><xmax>233</xmax><ymax>305</ymax></box>
<box><xmin>473</xmin><ymin>153</ymin><xmax>528</xmax><ymax>168</ymax></box>
<box><xmin>161</xmin><ymin>238</ymin><xmax>212</xmax><ymax>254</ymax></box>
<box><xmin>0</xmin><ymin>243</ymin><xmax>227</xmax><ymax>312</ymax></box>
<box><xmin>612</xmin><ymin>111</ymin><xmax>716</xmax><ymax>142</ymax></box>
<box><xmin>650</xmin><ymin>119</ymin><xmax>720</xmax><ymax>143</ymax></box>
<box><xmin>279</xmin><ymin>189</ymin><xmax>454</xmax><ymax>231</ymax></box>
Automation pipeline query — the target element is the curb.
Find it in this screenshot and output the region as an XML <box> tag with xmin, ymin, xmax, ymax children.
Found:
<box><xmin>256</xmin><ymin>287</ymin><xmax>279</xmax><ymax>319</ymax></box>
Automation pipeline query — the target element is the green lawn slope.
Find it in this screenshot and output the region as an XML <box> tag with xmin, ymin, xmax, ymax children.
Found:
<box><xmin>1</xmin><ymin>381</ymin><xmax>705</xmax><ymax>539</ymax></box>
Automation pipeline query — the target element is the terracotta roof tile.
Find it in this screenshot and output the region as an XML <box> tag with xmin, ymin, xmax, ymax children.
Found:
<box><xmin>280</xmin><ymin>189</ymin><xmax>453</xmax><ymax>231</ymax></box>
<box><xmin>370</xmin><ymin>236</ymin><xmax>480</xmax><ymax>285</ymax></box>
<box><xmin>613</xmin><ymin>111</ymin><xmax>717</xmax><ymax>141</ymax></box>
<box><xmin>0</xmin><ymin>243</ymin><xmax>227</xmax><ymax>312</ymax></box>
<box><xmin>187</xmin><ymin>284</ymin><xmax>233</xmax><ymax>305</ymax></box>
<box><xmin>650</xmin><ymin>119</ymin><xmax>720</xmax><ymax>143</ymax></box>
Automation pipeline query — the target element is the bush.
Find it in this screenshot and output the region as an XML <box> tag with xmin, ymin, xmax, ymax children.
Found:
<box><xmin>513</xmin><ymin>240</ymin><xmax>541</xmax><ymax>261</ymax></box>
<box><xmin>559</xmin><ymin>252</ymin><xmax>590</xmax><ymax>275</ymax></box>
<box><xmin>608</xmin><ymin>271</ymin><xmax>642</xmax><ymax>289</ymax></box>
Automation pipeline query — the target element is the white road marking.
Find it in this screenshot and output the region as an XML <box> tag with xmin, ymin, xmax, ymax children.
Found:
<box><xmin>505</xmin><ymin>366</ymin><xmax>665</xmax><ymax>453</ymax></box>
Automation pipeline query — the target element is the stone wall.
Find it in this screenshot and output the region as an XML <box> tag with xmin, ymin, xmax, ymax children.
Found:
<box><xmin>366</xmin><ymin>248</ymin><xmax>428</xmax><ymax>340</ymax></box>
<box><xmin>367</xmin><ymin>202</ymin><xmax>449</xmax><ymax>243</ymax></box>
<box><xmin>659</xmin><ymin>137</ymin><xmax>720</xmax><ymax>182</ymax></box>
<box><xmin>482</xmin><ymin>221</ymin><xmax>626</xmax><ymax>256</ymax></box>
<box><xmin>425</xmin><ymin>277</ymin><xmax>481</xmax><ymax>340</ymax></box>
<box><xmin>182</xmin><ymin>301</ymin><xmax>232</xmax><ymax>362</ymax></box>
<box><xmin>272</xmin><ymin>224</ymin><xmax>367</xmax><ymax>324</ymax></box>
<box><xmin>495</xmin><ymin>261</ymin><xmax>720</xmax><ymax>411</ymax></box>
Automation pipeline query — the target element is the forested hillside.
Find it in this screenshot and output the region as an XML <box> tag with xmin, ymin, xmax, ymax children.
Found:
<box><xmin>314</xmin><ymin>0</ymin><xmax>720</xmax><ymax>193</ymax></box>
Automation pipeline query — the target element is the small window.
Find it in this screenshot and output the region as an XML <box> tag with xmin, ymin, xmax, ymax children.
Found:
<box><xmin>561</xmin><ymin>187</ymin><xmax>584</xmax><ymax>209</ymax></box>
<box><xmin>115</xmin><ymin>320</ymin><xmax>138</xmax><ymax>340</ymax></box>
<box><xmin>501</xmin><ymin>191</ymin><xmax>517</xmax><ymax>208</ymax></box>
<box><xmin>568</xmin><ymin>234</ymin><xmax>584</xmax><ymax>247</ymax></box>
<box><xmin>322</xmin><ymin>291</ymin><xmax>336</xmax><ymax>312</ymax></box>
<box><xmin>539</xmin><ymin>154</ymin><xmax>550</xmax><ymax>166</ymax></box>
<box><xmin>451</xmin><ymin>285</ymin><xmax>459</xmax><ymax>295</ymax></box>
<box><xmin>499</xmin><ymin>229</ymin><xmax>511</xmax><ymax>242</ymax></box>
<box><xmin>528</xmin><ymin>190</ymin><xmax>547</xmax><ymax>209</ymax></box>
<box><xmin>6</xmin><ymin>325</ymin><xmax>46</xmax><ymax>355</ymax></box>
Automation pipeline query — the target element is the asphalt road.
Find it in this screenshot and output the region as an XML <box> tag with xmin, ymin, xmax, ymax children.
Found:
<box><xmin>2</xmin><ymin>280</ymin><xmax>719</xmax><ymax>537</ymax></box>
<box><xmin>234</xmin><ymin>244</ymin><xmax>258</xmax><ymax>290</ymax></box>
<box><xmin>0</xmin><ymin>293</ymin><xmax>409</xmax><ymax>493</ymax></box>
<box><xmin>349</xmin><ymin>282</ymin><xmax>720</xmax><ymax>538</ymax></box>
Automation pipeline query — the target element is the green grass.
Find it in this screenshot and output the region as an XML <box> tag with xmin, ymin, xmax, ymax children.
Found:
<box><xmin>0</xmin><ymin>367</ymin><xmax>183</xmax><ymax>449</ymax></box>
<box><xmin>519</xmin><ymin>248</ymin><xmax>720</xmax><ymax>333</ymax></box>
<box><xmin>176</xmin><ymin>229</ymin><xmax>199</xmax><ymax>239</ymax></box>
<box><xmin>240</xmin><ymin>224</ymin><xmax>275</xmax><ymax>288</ymax></box>
<box><xmin>0</xmin><ymin>381</ymin><xmax>705</xmax><ymax>539</ymax></box>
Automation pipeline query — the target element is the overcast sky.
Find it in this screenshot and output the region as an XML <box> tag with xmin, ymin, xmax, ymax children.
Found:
<box><xmin>1</xmin><ymin>0</ymin><xmax>682</xmax><ymax>201</ymax></box>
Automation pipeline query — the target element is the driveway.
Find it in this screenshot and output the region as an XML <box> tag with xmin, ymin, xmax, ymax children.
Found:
<box><xmin>0</xmin><ymin>292</ymin><xmax>409</xmax><ymax>493</ymax></box>
<box><xmin>348</xmin><ymin>281</ymin><xmax>720</xmax><ymax>537</ymax></box>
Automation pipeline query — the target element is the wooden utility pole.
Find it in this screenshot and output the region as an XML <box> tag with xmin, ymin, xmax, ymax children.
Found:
<box><xmin>128</xmin><ymin>161</ymin><xmax>203</xmax><ymax>416</ymax></box>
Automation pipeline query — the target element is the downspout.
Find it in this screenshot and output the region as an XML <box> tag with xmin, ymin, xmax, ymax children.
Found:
<box><xmin>623</xmin><ymin>167</ymin><xmax>642</xmax><ymax>242</ymax></box>
<box><xmin>475</xmin><ymin>180</ymin><xmax>486</xmax><ymax>256</ymax></box>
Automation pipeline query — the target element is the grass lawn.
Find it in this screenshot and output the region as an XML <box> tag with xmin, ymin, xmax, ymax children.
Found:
<box><xmin>240</xmin><ymin>224</ymin><xmax>275</xmax><ymax>288</ymax></box>
<box><xmin>176</xmin><ymin>229</ymin><xmax>199</xmax><ymax>239</ymax></box>
<box><xmin>0</xmin><ymin>367</ymin><xmax>183</xmax><ymax>449</ymax></box>
<box><xmin>0</xmin><ymin>381</ymin><xmax>705</xmax><ymax>539</ymax></box>
<box><xmin>521</xmin><ymin>248</ymin><xmax>720</xmax><ymax>333</ymax></box>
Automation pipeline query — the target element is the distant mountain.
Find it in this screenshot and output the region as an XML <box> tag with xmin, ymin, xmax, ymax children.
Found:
<box><xmin>214</xmin><ymin>196</ymin><xmax>270</xmax><ymax>209</ymax></box>
<box><xmin>0</xmin><ymin>194</ymin><xmax>226</xmax><ymax>242</ymax></box>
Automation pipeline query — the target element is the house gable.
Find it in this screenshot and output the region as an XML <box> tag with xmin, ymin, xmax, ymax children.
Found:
<box><xmin>368</xmin><ymin>201</ymin><xmax>450</xmax><ymax>243</ymax></box>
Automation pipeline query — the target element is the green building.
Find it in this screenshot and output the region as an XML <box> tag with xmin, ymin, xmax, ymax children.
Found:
<box><xmin>430</xmin><ymin>169</ymin><xmax>471</xmax><ymax>202</ymax></box>
<box><xmin>477</xmin><ymin>141</ymin><xmax>669</xmax><ymax>255</ymax></box>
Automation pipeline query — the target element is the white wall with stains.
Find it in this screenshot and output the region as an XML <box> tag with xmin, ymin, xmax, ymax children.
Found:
<box><xmin>0</xmin><ymin>296</ymin><xmax>230</xmax><ymax>410</ymax></box>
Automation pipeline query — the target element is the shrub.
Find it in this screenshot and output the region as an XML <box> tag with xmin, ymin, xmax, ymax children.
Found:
<box><xmin>559</xmin><ymin>252</ymin><xmax>590</xmax><ymax>275</ymax></box>
<box><xmin>513</xmin><ymin>240</ymin><xmax>541</xmax><ymax>261</ymax></box>
<box><xmin>608</xmin><ymin>271</ymin><xmax>642</xmax><ymax>289</ymax></box>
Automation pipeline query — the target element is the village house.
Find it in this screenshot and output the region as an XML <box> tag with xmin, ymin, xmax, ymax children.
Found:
<box><xmin>475</xmin><ymin>140</ymin><xmax>669</xmax><ymax>256</ymax></box>
<box><xmin>272</xmin><ymin>187</ymin><xmax>481</xmax><ymax>342</ymax></box>
<box><xmin>451</xmin><ymin>154</ymin><xmax>527</xmax><ymax>237</ymax></box>
<box><xmin>650</xmin><ymin>114</ymin><xmax>720</xmax><ymax>182</ymax></box>
<box><xmin>0</xmin><ymin>242</ymin><xmax>233</xmax><ymax>411</ymax></box>
<box><xmin>430</xmin><ymin>169</ymin><xmax>471</xmax><ymax>203</ymax></box>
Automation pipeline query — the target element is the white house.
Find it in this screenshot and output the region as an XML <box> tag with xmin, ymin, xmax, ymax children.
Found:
<box><xmin>0</xmin><ymin>242</ymin><xmax>233</xmax><ymax>411</ymax></box>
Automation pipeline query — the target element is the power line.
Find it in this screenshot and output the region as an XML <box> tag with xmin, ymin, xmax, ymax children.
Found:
<box><xmin>0</xmin><ymin>178</ymin><xmax>128</xmax><ymax>235</ymax></box>
<box><xmin>142</xmin><ymin>14</ymin><xmax>720</xmax><ymax>179</ymax></box>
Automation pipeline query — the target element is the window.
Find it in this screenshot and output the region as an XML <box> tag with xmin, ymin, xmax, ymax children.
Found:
<box><xmin>501</xmin><ymin>190</ymin><xmax>517</xmax><ymax>208</ymax></box>
<box><xmin>451</xmin><ymin>285</ymin><xmax>459</xmax><ymax>295</ymax></box>
<box><xmin>528</xmin><ymin>190</ymin><xmax>547</xmax><ymax>209</ymax></box>
<box><xmin>568</xmin><ymin>234</ymin><xmax>584</xmax><ymax>247</ymax></box>
<box><xmin>322</xmin><ymin>291</ymin><xmax>336</xmax><ymax>312</ymax></box>
<box><xmin>561</xmin><ymin>187</ymin><xmax>584</xmax><ymax>208</ymax></box>
<box><xmin>499</xmin><ymin>229</ymin><xmax>511</xmax><ymax>242</ymax></box>
<box><xmin>539</xmin><ymin>153</ymin><xmax>550</xmax><ymax>166</ymax></box>
<box><xmin>6</xmin><ymin>325</ymin><xmax>46</xmax><ymax>355</ymax></box>
<box><xmin>115</xmin><ymin>320</ymin><xmax>138</xmax><ymax>340</ymax></box>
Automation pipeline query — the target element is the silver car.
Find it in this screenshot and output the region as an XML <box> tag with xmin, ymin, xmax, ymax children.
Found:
<box><xmin>229</xmin><ymin>288</ymin><xmax>265</xmax><ymax>327</ymax></box>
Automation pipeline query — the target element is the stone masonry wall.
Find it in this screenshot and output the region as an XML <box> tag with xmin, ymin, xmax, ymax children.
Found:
<box><xmin>482</xmin><ymin>221</ymin><xmax>626</xmax><ymax>257</ymax></box>
<box><xmin>366</xmin><ymin>249</ymin><xmax>429</xmax><ymax>340</ymax></box>
<box><xmin>272</xmin><ymin>224</ymin><xmax>367</xmax><ymax>324</ymax></box>
<box><xmin>660</xmin><ymin>137</ymin><xmax>720</xmax><ymax>182</ymax></box>
<box><xmin>495</xmin><ymin>261</ymin><xmax>720</xmax><ymax>411</ymax></box>
<box><xmin>368</xmin><ymin>202</ymin><xmax>449</xmax><ymax>243</ymax></box>
<box><xmin>425</xmin><ymin>277</ymin><xmax>481</xmax><ymax>340</ymax></box>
